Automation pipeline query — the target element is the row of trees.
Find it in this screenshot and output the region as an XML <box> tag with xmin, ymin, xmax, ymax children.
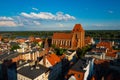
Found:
<box><xmin>85</xmin><ymin>30</ymin><xmax>120</xmax><ymax>39</ymax></box>
<box><xmin>1</xmin><ymin>30</ymin><xmax>120</xmax><ymax>39</ymax></box>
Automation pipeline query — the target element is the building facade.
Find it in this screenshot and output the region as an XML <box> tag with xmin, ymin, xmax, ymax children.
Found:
<box><xmin>39</xmin><ymin>53</ymin><xmax>62</xmax><ymax>80</ymax></box>
<box><xmin>17</xmin><ymin>64</ymin><xmax>49</xmax><ymax>80</ymax></box>
<box><xmin>66</xmin><ymin>57</ymin><xmax>94</xmax><ymax>80</ymax></box>
<box><xmin>52</xmin><ymin>24</ymin><xmax>85</xmax><ymax>49</ymax></box>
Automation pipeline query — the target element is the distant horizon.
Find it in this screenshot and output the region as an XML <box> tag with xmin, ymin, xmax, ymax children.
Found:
<box><xmin>0</xmin><ymin>29</ymin><xmax>120</xmax><ymax>32</ymax></box>
<box><xmin>0</xmin><ymin>0</ymin><xmax>120</xmax><ymax>31</ymax></box>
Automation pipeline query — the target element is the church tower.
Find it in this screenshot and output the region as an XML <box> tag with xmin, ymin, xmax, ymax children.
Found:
<box><xmin>72</xmin><ymin>24</ymin><xmax>85</xmax><ymax>49</ymax></box>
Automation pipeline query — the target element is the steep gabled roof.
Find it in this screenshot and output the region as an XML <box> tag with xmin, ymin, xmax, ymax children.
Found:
<box><xmin>52</xmin><ymin>33</ymin><xmax>72</xmax><ymax>39</ymax></box>
<box><xmin>72</xmin><ymin>24</ymin><xmax>84</xmax><ymax>32</ymax></box>
<box><xmin>46</xmin><ymin>53</ymin><xmax>61</xmax><ymax>66</ymax></box>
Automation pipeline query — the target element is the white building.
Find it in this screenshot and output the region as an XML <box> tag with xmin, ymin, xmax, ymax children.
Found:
<box><xmin>85</xmin><ymin>48</ymin><xmax>107</xmax><ymax>59</ymax></box>
<box><xmin>65</xmin><ymin>50</ymin><xmax>76</xmax><ymax>61</ymax></box>
<box><xmin>85</xmin><ymin>52</ymin><xmax>105</xmax><ymax>59</ymax></box>
<box><xmin>39</xmin><ymin>53</ymin><xmax>62</xmax><ymax>80</ymax></box>
<box><xmin>17</xmin><ymin>64</ymin><xmax>49</xmax><ymax>80</ymax></box>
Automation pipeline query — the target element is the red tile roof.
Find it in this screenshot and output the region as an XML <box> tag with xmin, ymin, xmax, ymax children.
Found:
<box><xmin>52</xmin><ymin>33</ymin><xmax>72</xmax><ymax>39</ymax></box>
<box><xmin>17</xmin><ymin>39</ymin><xmax>26</xmax><ymax>43</ymax></box>
<box><xmin>96</xmin><ymin>41</ymin><xmax>112</xmax><ymax>51</ymax></box>
<box><xmin>46</xmin><ymin>53</ymin><xmax>61</xmax><ymax>66</ymax></box>
<box><xmin>94</xmin><ymin>59</ymin><xmax>110</xmax><ymax>65</ymax></box>
<box><xmin>34</xmin><ymin>38</ymin><xmax>42</xmax><ymax>42</ymax></box>
<box><xmin>66</xmin><ymin>70</ymin><xmax>84</xmax><ymax>80</ymax></box>
<box><xmin>106</xmin><ymin>52</ymin><xmax>117</xmax><ymax>57</ymax></box>
<box><xmin>85</xmin><ymin>36</ymin><xmax>92</xmax><ymax>44</ymax></box>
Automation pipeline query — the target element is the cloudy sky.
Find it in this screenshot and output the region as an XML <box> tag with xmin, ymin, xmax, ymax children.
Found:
<box><xmin>0</xmin><ymin>0</ymin><xmax>120</xmax><ymax>31</ymax></box>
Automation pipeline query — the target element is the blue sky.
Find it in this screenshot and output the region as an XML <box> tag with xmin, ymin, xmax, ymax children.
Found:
<box><xmin>0</xmin><ymin>0</ymin><xmax>120</xmax><ymax>31</ymax></box>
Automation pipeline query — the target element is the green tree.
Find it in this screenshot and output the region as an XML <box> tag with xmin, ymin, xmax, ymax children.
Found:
<box><xmin>11</xmin><ymin>44</ymin><xmax>20</xmax><ymax>51</ymax></box>
<box><xmin>55</xmin><ymin>48</ymin><xmax>66</xmax><ymax>56</ymax></box>
<box><xmin>76</xmin><ymin>45</ymin><xmax>92</xmax><ymax>59</ymax></box>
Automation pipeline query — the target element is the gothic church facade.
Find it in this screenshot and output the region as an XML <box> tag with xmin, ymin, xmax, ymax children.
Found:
<box><xmin>52</xmin><ymin>24</ymin><xmax>85</xmax><ymax>49</ymax></box>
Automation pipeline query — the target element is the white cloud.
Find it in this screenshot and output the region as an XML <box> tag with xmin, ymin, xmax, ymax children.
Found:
<box><xmin>0</xmin><ymin>21</ymin><xmax>17</xmax><ymax>27</ymax></box>
<box><xmin>0</xmin><ymin>16</ymin><xmax>17</xmax><ymax>27</ymax></box>
<box><xmin>56</xmin><ymin>23</ymin><xmax>64</xmax><ymax>27</ymax></box>
<box><xmin>108</xmin><ymin>10</ymin><xmax>114</xmax><ymax>14</ymax></box>
<box><xmin>20</xmin><ymin>12</ymin><xmax>76</xmax><ymax>20</ymax></box>
<box><xmin>0</xmin><ymin>16</ymin><xmax>24</xmax><ymax>27</ymax></box>
<box><xmin>0</xmin><ymin>11</ymin><xmax>76</xmax><ymax>27</ymax></box>
<box><xmin>0</xmin><ymin>16</ymin><xmax>14</xmax><ymax>21</ymax></box>
<box><xmin>33</xmin><ymin>21</ymin><xmax>41</xmax><ymax>25</ymax></box>
<box><xmin>32</xmin><ymin>7</ymin><xmax>38</xmax><ymax>11</ymax></box>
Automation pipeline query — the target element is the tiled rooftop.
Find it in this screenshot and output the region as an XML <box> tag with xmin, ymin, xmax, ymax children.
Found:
<box><xmin>52</xmin><ymin>33</ymin><xmax>72</xmax><ymax>39</ymax></box>
<box><xmin>46</xmin><ymin>53</ymin><xmax>61</xmax><ymax>66</ymax></box>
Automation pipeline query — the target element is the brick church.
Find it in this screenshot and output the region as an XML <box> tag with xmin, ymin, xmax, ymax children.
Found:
<box><xmin>52</xmin><ymin>24</ymin><xmax>85</xmax><ymax>49</ymax></box>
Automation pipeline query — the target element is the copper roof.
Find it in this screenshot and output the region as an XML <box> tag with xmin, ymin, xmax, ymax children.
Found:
<box><xmin>52</xmin><ymin>33</ymin><xmax>72</xmax><ymax>39</ymax></box>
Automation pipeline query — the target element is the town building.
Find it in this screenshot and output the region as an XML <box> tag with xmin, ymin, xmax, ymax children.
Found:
<box><xmin>85</xmin><ymin>48</ymin><xmax>107</xmax><ymax>59</ymax></box>
<box><xmin>17</xmin><ymin>64</ymin><xmax>49</xmax><ymax>80</ymax></box>
<box><xmin>65</xmin><ymin>50</ymin><xmax>76</xmax><ymax>61</ymax></box>
<box><xmin>85</xmin><ymin>36</ymin><xmax>95</xmax><ymax>45</ymax></box>
<box><xmin>52</xmin><ymin>24</ymin><xmax>85</xmax><ymax>49</ymax></box>
<box><xmin>39</xmin><ymin>53</ymin><xmax>62</xmax><ymax>80</ymax></box>
<box><xmin>86</xmin><ymin>41</ymin><xmax>118</xmax><ymax>60</ymax></box>
<box><xmin>66</xmin><ymin>57</ymin><xmax>94</xmax><ymax>80</ymax></box>
<box><xmin>0</xmin><ymin>60</ymin><xmax>17</xmax><ymax>80</ymax></box>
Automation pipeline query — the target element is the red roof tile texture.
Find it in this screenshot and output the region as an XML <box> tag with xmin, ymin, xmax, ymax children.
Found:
<box><xmin>52</xmin><ymin>33</ymin><xmax>73</xmax><ymax>39</ymax></box>
<box><xmin>94</xmin><ymin>59</ymin><xmax>110</xmax><ymax>65</ymax></box>
<box><xmin>96</xmin><ymin>41</ymin><xmax>112</xmax><ymax>51</ymax></box>
<box><xmin>106</xmin><ymin>52</ymin><xmax>117</xmax><ymax>57</ymax></box>
<box><xmin>17</xmin><ymin>39</ymin><xmax>26</xmax><ymax>43</ymax></box>
<box><xmin>46</xmin><ymin>53</ymin><xmax>61</xmax><ymax>66</ymax></box>
<box><xmin>66</xmin><ymin>70</ymin><xmax>84</xmax><ymax>80</ymax></box>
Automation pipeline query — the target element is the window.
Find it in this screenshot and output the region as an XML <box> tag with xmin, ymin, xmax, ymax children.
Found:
<box><xmin>78</xmin><ymin>74</ymin><xmax>80</xmax><ymax>78</ymax></box>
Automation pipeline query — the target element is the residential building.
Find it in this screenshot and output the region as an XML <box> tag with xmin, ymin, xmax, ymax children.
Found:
<box><xmin>0</xmin><ymin>60</ymin><xmax>17</xmax><ymax>80</ymax></box>
<box><xmin>66</xmin><ymin>57</ymin><xmax>94</xmax><ymax>80</ymax></box>
<box><xmin>17</xmin><ymin>64</ymin><xmax>49</xmax><ymax>80</ymax></box>
<box><xmin>105</xmin><ymin>51</ymin><xmax>118</xmax><ymax>60</ymax></box>
<box><xmin>39</xmin><ymin>53</ymin><xmax>62</xmax><ymax>80</ymax></box>
<box><xmin>90</xmin><ymin>41</ymin><xmax>118</xmax><ymax>60</ymax></box>
<box><xmin>85</xmin><ymin>36</ymin><xmax>95</xmax><ymax>45</ymax></box>
<box><xmin>65</xmin><ymin>50</ymin><xmax>76</xmax><ymax>61</ymax></box>
<box><xmin>96</xmin><ymin>41</ymin><xmax>112</xmax><ymax>52</ymax></box>
<box><xmin>85</xmin><ymin>48</ymin><xmax>107</xmax><ymax>59</ymax></box>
